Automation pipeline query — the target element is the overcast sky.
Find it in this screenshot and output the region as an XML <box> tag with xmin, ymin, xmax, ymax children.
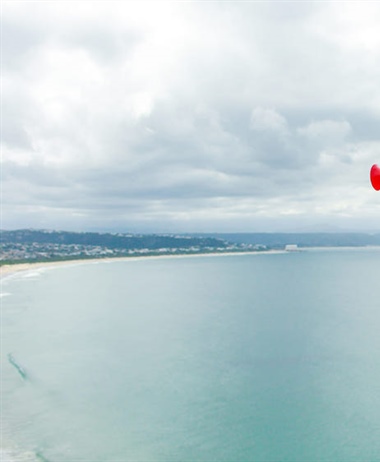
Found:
<box><xmin>2</xmin><ymin>1</ymin><xmax>380</xmax><ymax>233</ymax></box>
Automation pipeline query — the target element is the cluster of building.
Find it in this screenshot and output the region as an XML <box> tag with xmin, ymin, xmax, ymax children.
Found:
<box><xmin>0</xmin><ymin>241</ymin><xmax>264</xmax><ymax>263</ymax></box>
<box><xmin>0</xmin><ymin>242</ymin><xmax>112</xmax><ymax>261</ymax></box>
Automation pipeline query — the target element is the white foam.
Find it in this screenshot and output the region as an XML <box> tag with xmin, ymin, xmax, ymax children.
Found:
<box><xmin>0</xmin><ymin>292</ymin><xmax>12</xmax><ymax>298</ymax></box>
<box><xmin>0</xmin><ymin>447</ymin><xmax>37</xmax><ymax>462</ymax></box>
<box><xmin>0</xmin><ymin>449</ymin><xmax>15</xmax><ymax>462</ymax></box>
<box><xmin>21</xmin><ymin>271</ymin><xmax>43</xmax><ymax>278</ymax></box>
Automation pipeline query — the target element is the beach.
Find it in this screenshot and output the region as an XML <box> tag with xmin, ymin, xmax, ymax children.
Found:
<box><xmin>1</xmin><ymin>260</ymin><xmax>80</xmax><ymax>279</ymax></box>
<box><xmin>0</xmin><ymin>250</ymin><xmax>285</xmax><ymax>281</ymax></box>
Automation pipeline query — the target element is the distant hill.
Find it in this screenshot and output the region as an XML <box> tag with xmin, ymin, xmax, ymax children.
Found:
<box><xmin>193</xmin><ymin>232</ymin><xmax>380</xmax><ymax>248</ymax></box>
<box><xmin>1</xmin><ymin>229</ymin><xmax>240</xmax><ymax>264</ymax></box>
<box><xmin>0</xmin><ymin>229</ymin><xmax>228</xmax><ymax>250</ymax></box>
<box><xmin>2</xmin><ymin>230</ymin><xmax>380</xmax><ymax>265</ymax></box>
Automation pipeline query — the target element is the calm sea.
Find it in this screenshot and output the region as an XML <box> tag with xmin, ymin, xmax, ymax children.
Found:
<box><xmin>1</xmin><ymin>249</ymin><xmax>380</xmax><ymax>461</ymax></box>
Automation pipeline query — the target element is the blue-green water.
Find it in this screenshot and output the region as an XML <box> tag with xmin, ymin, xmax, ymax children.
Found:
<box><xmin>2</xmin><ymin>249</ymin><xmax>380</xmax><ymax>461</ymax></box>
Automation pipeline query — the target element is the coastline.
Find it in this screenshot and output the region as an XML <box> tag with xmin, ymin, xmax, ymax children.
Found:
<box><xmin>4</xmin><ymin>246</ymin><xmax>379</xmax><ymax>279</ymax></box>
<box><xmin>0</xmin><ymin>250</ymin><xmax>284</xmax><ymax>280</ymax></box>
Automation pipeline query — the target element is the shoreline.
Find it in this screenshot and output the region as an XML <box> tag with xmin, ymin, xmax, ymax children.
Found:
<box><xmin>3</xmin><ymin>245</ymin><xmax>380</xmax><ymax>280</ymax></box>
<box><xmin>0</xmin><ymin>250</ymin><xmax>284</xmax><ymax>280</ymax></box>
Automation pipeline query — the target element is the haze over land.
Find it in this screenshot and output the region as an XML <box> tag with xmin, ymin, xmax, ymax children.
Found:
<box><xmin>2</xmin><ymin>2</ymin><xmax>380</xmax><ymax>233</ymax></box>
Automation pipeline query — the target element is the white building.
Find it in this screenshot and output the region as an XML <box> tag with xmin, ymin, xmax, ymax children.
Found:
<box><xmin>285</xmin><ymin>244</ymin><xmax>299</xmax><ymax>252</ymax></box>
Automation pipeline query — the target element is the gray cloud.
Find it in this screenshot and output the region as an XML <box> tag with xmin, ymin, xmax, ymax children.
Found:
<box><xmin>2</xmin><ymin>2</ymin><xmax>380</xmax><ymax>232</ymax></box>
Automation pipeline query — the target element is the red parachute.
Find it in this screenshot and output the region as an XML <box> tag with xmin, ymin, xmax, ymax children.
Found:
<box><xmin>370</xmin><ymin>164</ymin><xmax>380</xmax><ymax>191</ymax></box>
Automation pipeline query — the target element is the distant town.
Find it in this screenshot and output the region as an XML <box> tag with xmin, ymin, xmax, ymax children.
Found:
<box><xmin>1</xmin><ymin>229</ymin><xmax>380</xmax><ymax>265</ymax></box>
<box><xmin>0</xmin><ymin>229</ymin><xmax>264</xmax><ymax>264</ymax></box>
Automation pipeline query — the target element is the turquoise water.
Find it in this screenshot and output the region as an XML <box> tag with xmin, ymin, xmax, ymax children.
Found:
<box><xmin>1</xmin><ymin>249</ymin><xmax>380</xmax><ymax>461</ymax></box>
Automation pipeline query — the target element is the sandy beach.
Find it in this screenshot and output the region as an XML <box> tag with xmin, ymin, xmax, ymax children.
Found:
<box><xmin>0</xmin><ymin>250</ymin><xmax>285</xmax><ymax>281</ymax></box>
<box><xmin>0</xmin><ymin>260</ymin><xmax>82</xmax><ymax>279</ymax></box>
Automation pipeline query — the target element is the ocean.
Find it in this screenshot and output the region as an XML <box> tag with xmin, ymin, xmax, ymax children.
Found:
<box><xmin>1</xmin><ymin>249</ymin><xmax>380</xmax><ymax>461</ymax></box>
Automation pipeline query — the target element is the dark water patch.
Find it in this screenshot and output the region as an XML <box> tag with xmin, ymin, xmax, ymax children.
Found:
<box><xmin>35</xmin><ymin>451</ymin><xmax>52</xmax><ymax>462</ymax></box>
<box><xmin>8</xmin><ymin>353</ymin><xmax>28</xmax><ymax>380</ymax></box>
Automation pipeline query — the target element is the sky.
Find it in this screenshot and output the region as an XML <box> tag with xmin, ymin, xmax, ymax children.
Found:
<box><xmin>2</xmin><ymin>1</ymin><xmax>380</xmax><ymax>233</ymax></box>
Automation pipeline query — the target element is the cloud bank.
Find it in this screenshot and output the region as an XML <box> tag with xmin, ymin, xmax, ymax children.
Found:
<box><xmin>2</xmin><ymin>1</ymin><xmax>380</xmax><ymax>232</ymax></box>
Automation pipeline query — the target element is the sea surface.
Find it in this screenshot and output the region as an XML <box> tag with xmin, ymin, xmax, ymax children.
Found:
<box><xmin>1</xmin><ymin>249</ymin><xmax>380</xmax><ymax>461</ymax></box>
